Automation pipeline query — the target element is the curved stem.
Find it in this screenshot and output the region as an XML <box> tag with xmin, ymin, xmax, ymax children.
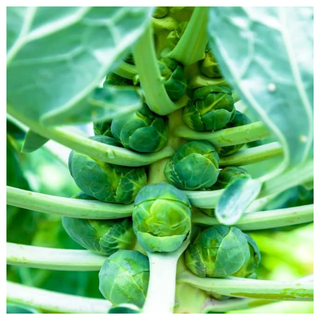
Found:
<box><xmin>7</xmin><ymin>186</ymin><xmax>133</xmax><ymax>219</ymax></box>
<box><xmin>220</xmin><ymin>142</ymin><xmax>283</xmax><ymax>167</ymax></box>
<box><xmin>168</xmin><ymin>7</ymin><xmax>209</xmax><ymax>66</ymax></box>
<box><xmin>259</xmin><ymin>159</ymin><xmax>314</xmax><ymax>197</ymax></box>
<box><xmin>187</xmin><ymin>74</ymin><xmax>229</xmax><ymax>90</ymax></box>
<box><xmin>7</xmin><ymin>243</ymin><xmax>106</xmax><ymax>271</ymax></box>
<box><xmin>113</xmin><ymin>61</ymin><xmax>137</xmax><ymax>80</ymax></box>
<box><xmin>192</xmin><ymin>204</ymin><xmax>314</xmax><ymax>230</ymax></box>
<box><xmin>7</xmin><ymin>281</ymin><xmax>111</xmax><ymax>313</ymax></box>
<box><xmin>7</xmin><ymin>104</ymin><xmax>175</xmax><ymax>167</ymax></box>
<box><xmin>174</xmin><ymin>121</ymin><xmax>271</xmax><ymax>147</ymax></box>
<box><xmin>133</xmin><ymin>23</ymin><xmax>188</xmax><ymax>115</ymax></box>
<box><xmin>203</xmin><ymin>297</ymin><xmax>275</xmax><ymax>313</ymax></box>
<box><xmin>177</xmin><ymin>271</ymin><xmax>313</xmax><ymax>301</ymax></box>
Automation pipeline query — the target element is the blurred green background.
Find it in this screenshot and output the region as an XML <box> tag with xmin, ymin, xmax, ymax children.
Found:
<box><xmin>6</xmin><ymin>119</ymin><xmax>313</xmax><ymax>314</ymax></box>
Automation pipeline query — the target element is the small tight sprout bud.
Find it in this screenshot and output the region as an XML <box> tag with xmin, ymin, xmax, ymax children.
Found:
<box><xmin>164</xmin><ymin>140</ymin><xmax>220</xmax><ymax>190</ymax></box>
<box><xmin>103</xmin><ymin>72</ymin><xmax>133</xmax><ymax>87</ymax></box>
<box><xmin>61</xmin><ymin>216</ymin><xmax>135</xmax><ymax>256</ymax></box>
<box><xmin>210</xmin><ymin>166</ymin><xmax>250</xmax><ymax>191</ymax></box>
<box><xmin>182</xmin><ymin>85</ymin><xmax>235</xmax><ymax>132</ymax></box>
<box><xmin>132</xmin><ymin>183</ymin><xmax>192</xmax><ymax>253</ymax></box>
<box><xmin>200</xmin><ymin>50</ymin><xmax>221</xmax><ymax>78</ymax></box>
<box><xmin>111</xmin><ymin>104</ymin><xmax>169</xmax><ymax>153</ymax></box>
<box><xmin>153</xmin><ymin>7</ymin><xmax>168</xmax><ymax>19</ymax></box>
<box><xmin>99</xmin><ymin>250</ymin><xmax>149</xmax><ymax>308</ymax></box>
<box><xmin>185</xmin><ymin>225</ymin><xmax>251</xmax><ymax>278</ymax></box>
<box><xmin>68</xmin><ymin>135</ymin><xmax>147</xmax><ymax>204</ymax></box>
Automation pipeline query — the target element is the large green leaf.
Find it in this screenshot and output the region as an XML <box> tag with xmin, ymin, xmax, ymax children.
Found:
<box><xmin>207</xmin><ymin>7</ymin><xmax>313</xmax><ymax>169</ymax></box>
<box><xmin>7</xmin><ymin>7</ymin><xmax>153</xmax><ymax>125</ymax></box>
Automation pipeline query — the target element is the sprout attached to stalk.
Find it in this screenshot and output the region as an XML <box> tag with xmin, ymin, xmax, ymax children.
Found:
<box><xmin>132</xmin><ymin>183</ymin><xmax>192</xmax><ymax>253</ymax></box>
<box><xmin>111</xmin><ymin>104</ymin><xmax>169</xmax><ymax>153</ymax></box>
<box><xmin>182</xmin><ymin>85</ymin><xmax>235</xmax><ymax>131</ymax></box>
<box><xmin>68</xmin><ymin>135</ymin><xmax>147</xmax><ymax>204</ymax></box>
<box><xmin>164</xmin><ymin>140</ymin><xmax>220</xmax><ymax>190</ymax></box>
<box><xmin>61</xmin><ymin>217</ymin><xmax>135</xmax><ymax>256</ymax></box>
<box><xmin>210</xmin><ymin>166</ymin><xmax>250</xmax><ymax>191</ymax></box>
<box><xmin>217</xmin><ymin>111</ymin><xmax>252</xmax><ymax>157</ymax></box>
<box><xmin>99</xmin><ymin>250</ymin><xmax>150</xmax><ymax>308</ymax></box>
<box><xmin>185</xmin><ymin>225</ymin><xmax>253</xmax><ymax>278</ymax></box>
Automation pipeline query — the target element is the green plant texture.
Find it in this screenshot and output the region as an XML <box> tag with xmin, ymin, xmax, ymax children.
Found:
<box><xmin>7</xmin><ymin>6</ymin><xmax>313</xmax><ymax>314</ymax></box>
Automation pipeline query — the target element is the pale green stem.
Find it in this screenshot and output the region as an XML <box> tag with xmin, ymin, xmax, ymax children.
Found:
<box><xmin>132</xmin><ymin>24</ymin><xmax>189</xmax><ymax>115</ymax></box>
<box><xmin>7</xmin><ymin>281</ymin><xmax>111</xmax><ymax>313</ymax></box>
<box><xmin>142</xmin><ymin>240</ymin><xmax>190</xmax><ymax>314</ymax></box>
<box><xmin>259</xmin><ymin>158</ymin><xmax>314</xmax><ymax>197</ymax></box>
<box><xmin>177</xmin><ymin>271</ymin><xmax>313</xmax><ymax>301</ymax></box>
<box><xmin>174</xmin><ymin>121</ymin><xmax>271</xmax><ymax>147</ymax></box>
<box><xmin>220</xmin><ymin>142</ymin><xmax>283</xmax><ymax>167</ymax></box>
<box><xmin>7</xmin><ymin>104</ymin><xmax>175</xmax><ymax>167</ymax></box>
<box><xmin>203</xmin><ymin>297</ymin><xmax>275</xmax><ymax>313</ymax></box>
<box><xmin>183</xmin><ymin>158</ymin><xmax>313</xmax><ymax>209</ymax></box>
<box><xmin>192</xmin><ymin>204</ymin><xmax>314</xmax><ymax>230</ymax></box>
<box><xmin>113</xmin><ymin>61</ymin><xmax>137</xmax><ymax>80</ymax></box>
<box><xmin>7</xmin><ymin>243</ymin><xmax>106</xmax><ymax>271</ymax></box>
<box><xmin>7</xmin><ymin>186</ymin><xmax>133</xmax><ymax>219</ymax></box>
<box><xmin>168</xmin><ymin>7</ymin><xmax>208</xmax><ymax>66</ymax></box>
<box><xmin>187</xmin><ymin>74</ymin><xmax>229</xmax><ymax>90</ymax></box>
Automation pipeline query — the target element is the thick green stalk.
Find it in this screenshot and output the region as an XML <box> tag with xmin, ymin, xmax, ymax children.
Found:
<box><xmin>7</xmin><ymin>186</ymin><xmax>133</xmax><ymax>219</ymax></box>
<box><xmin>7</xmin><ymin>243</ymin><xmax>106</xmax><ymax>271</ymax></box>
<box><xmin>192</xmin><ymin>204</ymin><xmax>314</xmax><ymax>230</ymax></box>
<box><xmin>168</xmin><ymin>7</ymin><xmax>209</xmax><ymax>66</ymax></box>
<box><xmin>142</xmin><ymin>241</ymin><xmax>190</xmax><ymax>314</ymax></box>
<box><xmin>7</xmin><ymin>104</ymin><xmax>175</xmax><ymax>167</ymax></box>
<box><xmin>174</xmin><ymin>121</ymin><xmax>271</xmax><ymax>147</ymax></box>
<box><xmin>7</xmin><ymin>281</ymin><xmax>111</xmax><ymax>313</ymax></box>
<box><xmin>133</xmin><ymin>24</ymin><xmax>189</xmax><ymax>115</ymax></box>
<box><xmin>177</xmin><ymin>271</ymin><xmax>313</xmax><ymax>301</ymax></box>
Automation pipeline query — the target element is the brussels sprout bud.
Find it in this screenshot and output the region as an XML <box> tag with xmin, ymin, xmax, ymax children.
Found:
<box><xmin>71</xmin><ymin>191</ymin><xmax>96</xmax><ymax>200</ymax></box>
<box><xmin>185</xmin><ymin>225</ymin><xmax>251</xmax><ymax>278</ymax></box>
<box><xmin>104</xmin><ymin>73</ymin><xmax>133</xmax><ymax>87</ymax></box>
<box><xmin>68</xmin><ymin>135</ymin><xmax>147</xmax><ymax>204</ymax></box>
<box><xmin>164</xmin><ymin>141</ymin><xmax>220</xmax><ymax>190</ymax></box>
<box><xmin>200</xmin><ymin>50</ymin><xmax>221</xmax><ymax>78</ymax></box>
<box><xmin>111</xmin><ymin>104</ymin><xmax>169</xmax><ymax>153</ymax></box>
<box><xmin>166</xmin><ymin>22</ymin><xmax>188</xmax><ymax>50</ymax></box>
<box><xmin>93</xmin><ymin>120</ymin><xmax>113</xmax><ymax>138</ymax></box>
<box><xmin>61</xmin><ymin>217</ymin><xmax>135</xmax><ymax>256</ymax></box>
<box><xmin>210</xmin><ymin>167</ymin><xmax>250</xmax><ymax>190</ymax></box>
<box><xmin>217</xmin><ymin>111</ymin><xmax>251</xmax><ymax>156</ymax></box>
<box><xmin>182</xmin><ymin>85</ymin><xmax>235</xmax><ymax>131</ymax></box>
<box><xmin>153</xmin><ymin>7</ymin><xmax>168</xmax><ymax>18</ymax></box>
<box><xmin>132</xmin><ymin>183</ymin><xmax>192</xmax><ymax>253</ymax></box>
<box><xmin>124</xmin><ymin>52</ymin><xmax>135</xmax><ymax>65</ymax></box>
<box><xmin>99</xmin><ymin>250</ymin><xmax>149</xmax><ymax>308</ymax></box>
<box><xmin>158</xmin><ymin>58</ymin><xmax>187</xmax><ymax>101</ymax></box>
<box><xmin>232</xmin><ymin>234</ymin><xmax>261</xmax><ymax>279</ymax></box>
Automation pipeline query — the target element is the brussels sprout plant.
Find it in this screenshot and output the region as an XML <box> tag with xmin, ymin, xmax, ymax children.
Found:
<box><xmin>7</xmin><ymin>6</ymin><xmax>313</xmax><ymax>315</ymax></box>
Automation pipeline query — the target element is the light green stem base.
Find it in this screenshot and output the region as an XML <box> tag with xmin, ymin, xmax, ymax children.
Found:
<box><xmin>7</xmin><ymin>281</ymin><xmax>111</xmax><ymax>313</ymax></box>
<box><xmin>177</xmin><ymin>271</ymin><xmax>313</xmax><ymax>301</ymax></box>
<box><xmin>7</xmin><ymin>186</ymin><xmax>133</xmax><ymax>219</ymax></box>
<box><xmin>7</xmin><ymin>243</ymin><xmax>106</xmax><ymax>271</ymax></box>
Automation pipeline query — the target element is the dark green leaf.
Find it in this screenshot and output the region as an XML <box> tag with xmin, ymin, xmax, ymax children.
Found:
<box><xmin>21</xmin><ymin>130</ymin><xmax>49</xmax><ymax>153</ymax></box>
